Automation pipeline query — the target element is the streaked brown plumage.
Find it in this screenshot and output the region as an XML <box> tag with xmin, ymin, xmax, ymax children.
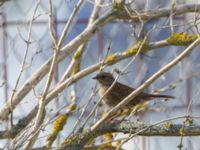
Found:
<box><xmin>93</xmin><ymin>72</ymin><xmax>175</xmax><ymax>109</ymax></box>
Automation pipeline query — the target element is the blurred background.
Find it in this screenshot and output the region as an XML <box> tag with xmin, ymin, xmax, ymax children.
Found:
<box><xmin>1</xmin><ymin>0</ymin><xmax>200</xmax><ymax>149</ymax></box>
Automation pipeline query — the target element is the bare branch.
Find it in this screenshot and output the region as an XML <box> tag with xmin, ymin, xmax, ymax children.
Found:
<box><xmin>23</xmin><ymin>0</ymin><xmax>59</xmax><ymax>149</ymax></box>
<box><xmin>60</xmin><ymin>121</ymin><xmax>200</xmax><ymax>150</ymax></box>
<box><xmin>118</xmin><ymin>4</ymin><xmax>200</xmax><ymax>21</ymax></box>
<box><xmin>0</xmin><ymin>8</ymin><xmax>116</xmax><ymax>122</ymax></box>
<box><xmin>1</xmin><ymin>3</ymin><xmax>200</xmax><ymax>122</ymax></box>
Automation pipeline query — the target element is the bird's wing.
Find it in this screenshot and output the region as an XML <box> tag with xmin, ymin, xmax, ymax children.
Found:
<box><xmin>114</xmin><ymin>82</ymin><xmax>174</xmax><ymax>98</ymax></box>
<box><xmin>112</xmin><ymin>82</ymin><xmax>134</xmax><ymax>99</ymax></box>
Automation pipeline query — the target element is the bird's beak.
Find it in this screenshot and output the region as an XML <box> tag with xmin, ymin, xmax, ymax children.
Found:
<box><xmin>92</xmin><ymin>76</ymin><xmax>97</xmax><ymax>79</ymax></box>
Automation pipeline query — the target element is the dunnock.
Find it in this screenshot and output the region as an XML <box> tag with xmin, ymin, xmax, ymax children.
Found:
<box><xmin>93</xmin><ymin>72</ymin><xmax>175</xmax><ymax>109</ymax></box>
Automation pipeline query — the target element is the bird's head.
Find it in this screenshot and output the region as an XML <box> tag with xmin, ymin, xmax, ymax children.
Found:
<box><xmin>93</xmin><ymin>72</ymin><xmax>115</xmax><ymax>86</ymax></box>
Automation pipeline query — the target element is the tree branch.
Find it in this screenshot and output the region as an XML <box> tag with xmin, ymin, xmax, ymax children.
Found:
<box><xmin>0</xmin><ymin>8</ymin><xmax>116</xmax><ymax>122</ymax></box>
<box><xmin>60</xmin><ymin>121</ymin><xmax>200</xmax><ymax>150</ymax></box>
<box><xmin>1</xmin><ymin>3</ymin><xmax>200</xmax><ymax>122</ymax></box>
<box><xmin>118</xmin><ymin>3</ymin><xmax>200</xmax><ymax>21</ymax></box>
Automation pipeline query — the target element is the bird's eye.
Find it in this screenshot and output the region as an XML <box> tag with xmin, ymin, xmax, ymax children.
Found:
<box><xmin>102</xmin><ymin>75</ymin><xmax>105</xmax><ymax>78</ymax></box>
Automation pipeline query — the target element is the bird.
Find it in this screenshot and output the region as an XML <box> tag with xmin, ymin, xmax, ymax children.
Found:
<box><xmin>93</xmin><ymin>72</ymin><xmax>175</xmax><ymax>109</ymax></box>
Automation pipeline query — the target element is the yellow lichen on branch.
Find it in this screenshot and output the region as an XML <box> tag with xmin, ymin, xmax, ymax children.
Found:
<box><xmin>45</xmin><ymin>103</ymin><xmax>76</xmax><ymax>147</ymax></box>
<box><xmin>46</xmin><ymin>114</ymin><xmax>68</xmax><ymax>147</ymax></box>
<box><xmin>72</xmin><ymin>49</ymin><xmax>83</xmax><ymax>75</ymax></box>
<box><xmin>68</xmin><ymin>103</ymin><xmax>76</xmax><ymax>111</ymax></box>
<box><xmin>62</xmin><ymin>134</ymin><xmax>77</xmax><ymax>145</ymax></box>
<box><xmin>104</xmin><ymin>40</ymin><xmax>150</xmax><ymax>64</ymax></box>
<box><xmin>125</xmin><ymin>40</ymin><xmax>150</xmax><ymax>56</ymax></box>
<box><xmin>112</xmin><ymin>0</ymin><xmax>124</xmax><ymax>12</ymax></box>
<box><xmin>72</xmin><ymin>61</ymin><xmax>81</xmax><ymax>75</ymax></box>
<box><xmin>105</xmin><ymin>54</ymin><xmax>118</xmax><ymax>64</ymax></box>
<box><xmin>164</xmin><ymin>122</ymin><xmax>173</xmax><ymax>129</ymax></box>
<box><xmin>179</xmin><ymin>128</ymin><xmax>186</xmax><ymax>136</ymax></box>
<box><xmin>73</xmin><ymin>49</ymin><xmax>83</xmax><ymax>60</ymax></box>
<box><xmin>167</xmin><ymin>32</ymin><xmax>198</xmax><ymax>45</ymax></box>
<box><xmin>103</xmin><ymin>133</ymin><xmax>113</xmax><ymax>147</ymax></box>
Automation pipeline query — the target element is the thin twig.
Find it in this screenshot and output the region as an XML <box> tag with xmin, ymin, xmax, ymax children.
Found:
<box><xmin>9</xmin><ymin>0</ymin><xmax>41</xmax><ymax>127</ymax></box>
<box><xmin>0</xmin><ymin>8</ymin><xmax>116</xmax><ymax>122</ymax></box>
<box><xmin>23</xmin><ymin>0</ymin><xmax>59</xmax><ymax>149</ymax></box>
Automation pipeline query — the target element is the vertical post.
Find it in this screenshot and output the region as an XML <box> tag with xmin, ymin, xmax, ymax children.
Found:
<box><xmin>97</xmin><ymin>30</ymin><xmax>104</xmax><ymax>57</ymax></box>
<box><xmin>186</xmin><ymin>78</ymin><xmax>192</xmax><ymax>150</ymax></box>
<box><xmin>2</xmin><ymin>13</ymin><xmax>8</xmax><ymax>124</ymax></box>
<box><xmin>2</xmin><ymin>12</ymin><xmax>10</xmax><ymax>146</ymax></box>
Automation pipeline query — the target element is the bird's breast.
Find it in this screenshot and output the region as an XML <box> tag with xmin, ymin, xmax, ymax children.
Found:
<box><xmin>98</xmin><ymin>85</ymin><xmax>119</xmax><ymax>107</ymax></box>
<box><xmin>98</xmin><ymin>85</ymin><xmax>108</xmax><ymax>99</ymax></box>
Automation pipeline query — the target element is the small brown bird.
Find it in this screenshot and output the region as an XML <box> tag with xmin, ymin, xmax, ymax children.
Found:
<box><xmin>93</xmin><ymin>72</ymin><xmax>175</xmax><ymax>109</ymax></box>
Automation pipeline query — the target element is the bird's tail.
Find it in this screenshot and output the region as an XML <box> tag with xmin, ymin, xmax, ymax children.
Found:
<box><xmin>148</xmin><ymin>94</ymin><xmax>175</xmax><ymax>99</ymax></box>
